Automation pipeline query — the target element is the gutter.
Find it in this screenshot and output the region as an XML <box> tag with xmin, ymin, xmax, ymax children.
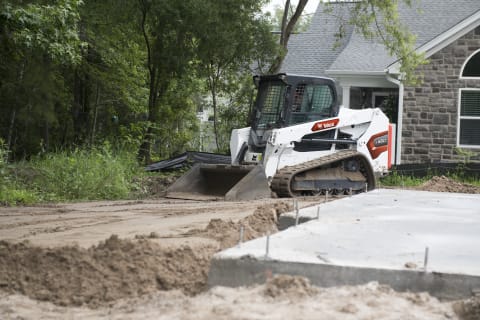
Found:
<box><xmin>326</xmin><ymin>70</ymin><xmax>387</xmax><ymax>76</ymax></box>
<box><xmin>385</xmin><ymin>73</ymin><xmax>404</xmax><ymax>165</ymax></box>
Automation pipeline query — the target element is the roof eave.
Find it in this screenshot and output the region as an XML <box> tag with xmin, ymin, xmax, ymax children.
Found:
<box><xmin>325</xmin><ymin>70</ymin><xmax>387</xmax><ymax>76</ymax></box>
<box><xmin>387</xmin><ymin>9</ymin><xmax>480</xmax><ymax>73</ymax></box>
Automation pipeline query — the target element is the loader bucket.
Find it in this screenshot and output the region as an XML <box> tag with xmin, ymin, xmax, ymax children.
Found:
<box><xmin>166</xmin><ymin>164</ymin><xmax>272</xmax><ymax>201</ymax></box>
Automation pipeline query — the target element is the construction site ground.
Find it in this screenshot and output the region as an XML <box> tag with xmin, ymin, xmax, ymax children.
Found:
<box><xmin>1</xmin><ymin>176</ymin><xmax>479</xmax><ymax>319</ymax></box>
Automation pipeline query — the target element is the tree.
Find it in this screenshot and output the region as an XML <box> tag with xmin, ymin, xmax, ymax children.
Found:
<box><xmin>0</xmin><ymin>0</ymin><xmax>84</xmax><ymax>158</ymax></box>
<box><xmin>216</xmin><ymin>74</ymin><xmax>257</xmax><ymax>152</ymax></box>
<box><xmin>1</xmin><ymin>0</ymin><xmax>84</xmax><ymax>64</ymax></box>
<box><xmin>270</xmin><ymin>2</ymin><xmax>313</xmax><ymax>34</ymax></box>
<box><xmin>268</xmin><ymin>0</ymin><xmax>426</xmax><ymax>83</ymax></box>
<box><xmin>269</xmin><ymin>0</ymin><xmax>308</xmax><ymax>73</ymax></box>
<box><xmin>344</xmin><ymin>0</ymin><xmax>426</xmax><ymax>84</ymax></box>
<box><xmin>195</xmin><ymin>0</ymin><xmax>276</xmax><ymax>151</ymax></box>
<box><xmin>135</xmin><ymin>0</ymin><xmax>199</xmax><ymax>163</ymax></box>
<box><xmin>75</xmin><ymin>0</ymin><xmax>148</xmax><ymax>147</ymax></box>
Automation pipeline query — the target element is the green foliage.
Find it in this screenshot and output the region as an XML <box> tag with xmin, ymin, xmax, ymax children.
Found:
<box><xmin>455</xmin><ymin>147</ymin><xmax>476</xmax><ymax>164</ymax></box>
<box><xmin>0</xmin><ymin>0</ymin><xmax>277</xmax><ymax>161</ymax></box>
<box><xmin>0</xmin><ymin>187</ymin><xmax>38</xmax><ymax>206</ymax></box>
<box><xmin>1</xmin><ymin>0</ymin><xmax>85</xmax><ymax>158</ymax></box>
<box><xmin>379</xmin><ymin>171</ymin><xmax>427</xmax><ymax>187</ymax></box>
<box><xmin>384</xmin><ymin>94</ymin><xmax>398</xmax><ymax>123</ymax></box>
<box><xmin>195</xmin><ymin>0</ymin><xmax>276</xmax><ymax>151</ymax></box>
<box><xmin>379</xmin><ymin>169</ymin><xmax>480</xmax><ymax>187</ymax></box>
<box><xmin>323</xmin><ymin>0</ymin><xmax>427</xmax><ymax>85</ymax></box>
<box><xmin>269</xmin><ymin>3</ymin><xmax>313</xmax><ymax>33</ymax></box>
<box><xmin>216</xmin><ymin>74</ymin><xmax>256</xmax><ymax>153</ymax></box>
<box><xmin>0</xmin><ymin>140</ymin><xmax>38</xmax><ymax>205</ymax></box>
<box><xmin>1</xmin><ymin>0</ymin><xmax>85</xmax><ymax>64</ymax></box>
<box><xmin>27</xmin><ymin>145</ymin><xmax>139</xmax><ymax>201</ymax></box>
<box><xmin>153</xmin><ymin>77</ymin><xmax>202</xmax><ymax>159</ymax></box>
<box><xmin>0</xmin><ymin>144</ymin><xmax>142</xmax><ymax>205</ymax></box>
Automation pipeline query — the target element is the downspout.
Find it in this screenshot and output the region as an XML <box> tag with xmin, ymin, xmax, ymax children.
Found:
<box><xmin>385</xmin><ymin>73</ymin><xmax>404</xmax><ymax>165</ymax></box>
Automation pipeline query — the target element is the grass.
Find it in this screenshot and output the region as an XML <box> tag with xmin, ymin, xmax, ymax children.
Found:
<box><xmin>379</xmin><ymin>171</ymin><xmax>427</xmax><ymax>187</ymax></box>
<box><xmin>0</xmin><ymin>144</ymin><xmax>144</xmax><ymax>205</ymax></box>
<box><xmin>379</xmin><ymin>168</ymin><xmax>480</xmax><ymax>188</ymax></box>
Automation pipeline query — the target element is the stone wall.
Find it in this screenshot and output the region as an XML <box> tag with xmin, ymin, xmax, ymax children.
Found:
<box><xmin>402</xmin><ymin>26</ymin><xmax>480</xmax><ymax>163</ymax></box>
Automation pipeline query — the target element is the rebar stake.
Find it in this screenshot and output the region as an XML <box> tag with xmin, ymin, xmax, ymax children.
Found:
<box><xmin>238</xmin><ymin>225</ymin><xmax>244</xmax><ymax>247</ymax></box>
<box><xmin>424</xmin><ymin>246</ymin><xmax>429</xmax><ymax>272</ymax></box>
<box><xmin>265</xmin><ymin>232</ymin><xmax>270</xmax><ymax>258</ymax></box>
<box><xmin>295</xmin><ymin>205</ymin><xmax>300</xmax><ymax>226</ymax></box>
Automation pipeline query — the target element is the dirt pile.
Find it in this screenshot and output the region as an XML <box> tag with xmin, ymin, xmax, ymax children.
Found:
<box><xmin>0</xmin><ymin>280</ymin><xmax>458</xmax><ymax>319</ymax></box>
<box><xmin>0</xmin><ymin>235</ymin><xmax>216</xmax><ymax>307</ymax></box>
<box><xmin>264</xmin><ymin>275</ymin><xmax>318</xmax><ymax>298</ymax></box>
<box><xmin>132</xmin><ymin>174</ymin><xmax>179</xmax><ymax>198</ymax></box>
<box><xmin>189</xmin><ymin>201</ymin><xmax>293</xmax><ymax>248</ymax></box>
<box><xmin>0</xmin><ymin>202</ymin><xmax>293</xmax><ymax>308</ymax></box>
<box><xmin>453</xmin><ymin>296</ymin><xmax>480</xmax><ymax>320</ymax></box>
<box><xmin>418</xmin><ymin>176</ymin><xmax>480</xmax><ymax>193</ymax></box>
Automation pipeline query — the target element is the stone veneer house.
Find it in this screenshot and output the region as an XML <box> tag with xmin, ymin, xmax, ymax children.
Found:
<box><xmin>280</xmin><ymin>0</ymin><xmax>480</xmax><ymax>164</ymax></box>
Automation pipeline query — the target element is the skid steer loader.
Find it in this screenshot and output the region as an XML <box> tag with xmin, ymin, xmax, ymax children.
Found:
<box><xmin>167</xmin><ymin>74</ymin><xmax>392</xmax><ymax>201</ymax></box>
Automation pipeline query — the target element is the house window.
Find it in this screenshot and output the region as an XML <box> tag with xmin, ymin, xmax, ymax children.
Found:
<box><xmin>458</xmin><ymin>89</ymin><xmax>480</xmax><ymax>148</ymax></box>
<box><xmin>460</xmin><ymin>49</ymin><xmax>480</xmax><ymax>78</ymax></box>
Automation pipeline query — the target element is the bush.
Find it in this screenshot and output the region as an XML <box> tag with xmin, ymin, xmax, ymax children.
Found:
<box><xmin>27</xmin><ymin>145</ymin><xmax>140</xmax><ymax>201</ymax></box>
<box><xmin>0</xmin><ymin>143</ymin><xmax>143</xmax><ymax>205</ymax></box>
<box><xmin>0</xmin><ymin>188</ymin><xmax>38</xmax><ymax>206</ymax></box>
<box><xmin>0</xmin><ymin>141</ymin><xmax>39</xmax><ymax>205</ymax></box>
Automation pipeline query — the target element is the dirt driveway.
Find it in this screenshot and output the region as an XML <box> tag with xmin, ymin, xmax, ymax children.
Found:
<box><xmin>1</xmin><ymin>177</ymin><xmax>479</xmax><ymax>319</ymax></box>
<box><xmin>0</xmin><ymin>197</ymin><xmax>320</xmax><ymax>248</ymax></box>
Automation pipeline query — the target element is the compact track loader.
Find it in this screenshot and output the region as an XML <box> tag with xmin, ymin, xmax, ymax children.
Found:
<box><xmin>167</xmin><ymin>74</ymin><xmax>392</xmax><ymax>200</ymax></box>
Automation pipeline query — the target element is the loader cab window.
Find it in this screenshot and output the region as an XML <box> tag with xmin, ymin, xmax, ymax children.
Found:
<box><xmin>255</xmin><ymin>81</ymin><xmax>287</xmax><ymax>129</ymax></box>
<box><xmin>288</xmin><ymin>83</ymin><xmax>334</xmax><ymax>125</ymax></box>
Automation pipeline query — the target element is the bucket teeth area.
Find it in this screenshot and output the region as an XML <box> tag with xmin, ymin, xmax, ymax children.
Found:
<box><xmin>166</xmin><ymin>164</ymin><xmax>271</xmax><ymax>201</ymax></box>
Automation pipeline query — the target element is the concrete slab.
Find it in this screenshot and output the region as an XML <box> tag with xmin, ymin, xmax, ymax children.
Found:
<box><xmin>209</xmin><ymin>189</ymin><xmax>480</xmax><ymax>299</ymax></box>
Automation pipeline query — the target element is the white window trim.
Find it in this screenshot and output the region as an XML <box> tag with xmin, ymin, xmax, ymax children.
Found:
<box><xmin>457</xmin><ymin>88</ymin><xmax>480</xmax><ymax>149</ymax></box>
<box><xmin>459</xmin><ymin>49</ymin><xmax>480</xmax><ymax>80</ymax></box>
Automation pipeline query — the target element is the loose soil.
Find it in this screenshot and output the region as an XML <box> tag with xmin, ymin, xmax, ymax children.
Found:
<box><xmin>0</xmin><ymin>277</ymin><xmax>465</xmax><ymax>319</ymax></box>
<box><xmin>0</xmin><ymin>176</ymin><xmax>478</xmax><ymax>318</ymax></box>
<box><xmin>132</xmin><ymin>174</ymin><xmax>180</xmax><ymax>198</ymax></box>
<box><xmin>185</xmin><ymin>202</ymin><xmax>292</xmax><ymax>248</ymax></box>
<box><xmin>453</xmin><ymin>296</ymin><xmax>480</xmax><ymax>320</ymax></box>
<box><xmin>0</xmin><ymin>201</ymin><xmax>293</xmax><ymax>307</ymax></box>
<box><xmin>416</xmin><ymin>175</ymin><xmax>480</xmax><ymax>194</ymax></box>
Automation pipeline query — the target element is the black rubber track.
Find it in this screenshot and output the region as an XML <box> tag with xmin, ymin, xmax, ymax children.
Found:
<box><xmin>270</xmin><ymin>150</ymin><xmax>376</xmax><ymax>198</ymax></box>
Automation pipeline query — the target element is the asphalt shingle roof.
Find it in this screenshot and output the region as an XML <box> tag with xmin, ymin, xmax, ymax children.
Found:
<box><xmin>281</xmin><ymin>0</ymin><xmax>480</xmax><ymax>75</ymax></box>
<box><xmin>280</xmin><ymin>2</ymin><xmax>354</xmax><ymax>76</ymax></box>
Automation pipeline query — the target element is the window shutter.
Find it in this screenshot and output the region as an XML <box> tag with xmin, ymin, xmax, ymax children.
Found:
<box><xmin>461</xmin><ymin>91</ymin><xmax>480</xmax><ymax>116</ymax></box>
<box><xmin>459</xmin><ymin>119</ymin><xmax>480</xmax><ymax>145</ymax></box>
<box><xmin>459</xmin><ymin>90</ymin><xmax>480</xmax><ymax>146</ymax></box>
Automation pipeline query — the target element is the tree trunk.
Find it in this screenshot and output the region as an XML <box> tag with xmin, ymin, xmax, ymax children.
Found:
<box><xmin>137</xmin><ymin>66</ymin><xmax>159</xmax><ymax>164</ymax></box>
<box><xmin>6</xmin><ymin>108</ymin><xmax>16</xmax><ymax>157</ymax></box>
<box><xmin>211</xmin><ymin>84</ymin><xmax>220</xmax><ymax>152</ymax></box>
<box><xmin>91</xmin><ymin>83</ymin><xmax>100</xmax><ymax>145</ymax></box>
<box><xmin>44</xmin><ymin>119</ymin><xmax>49</xmax><ymax>153</ymax></box>
<box><xmin>137</xmin><ymin>1</ymin><xmax>156</xmax><ymax>164</ymax></box>
<box><xmin>206</xmin><ymin>62</ymin><xmax>222</xmax><ymax>152</ymax></box>
<box><xmin>269</xmin><ymin>0</ymin><xmax>308</xmax><ymax>74</ymax></box>
<box><xmin>72</xmin><ymin>69</ymin><xmax>90</xmax><ymax>144</ymax></box>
